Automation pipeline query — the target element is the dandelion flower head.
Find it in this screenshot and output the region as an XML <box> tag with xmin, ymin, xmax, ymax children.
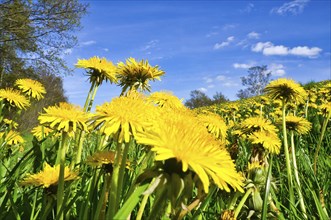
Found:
<box><xmin>117</xmin><ymin>57</ymin><xmax>165</xmax><ymax>93</ymax></box>
<box><xmin>75</xmin><ymin>56</ymin><xmax>117</xmax><ymax>85</ymax></box>
<box><xmin>264</xmin><ymin>78</ymin><xmax>307</xmax><ymax>104</ymax></box>
<box><xmin>0</xmin><ymin>88</ymin><xmax>30</xmax><ymax>109</ymax></box>
<box><xmin>38</xmin><ymin>102</ymin><xmax>90</xmax><ymax>134</ymax></box>
<box><xmin>135</xmin><ymin>112</ymin><xmax>244</xmax><ymax>193</ymax></box>
<box><xmin>148</xmin><ymin>91</ymin><xmax>185</xmax><ymax>110</ymax></box>
<box><xmin>0</xmin><ymin>130</ymin><xmax>24</xmax><ymax>146</ymax></box>
<box><xmin>91</xmin><ymin>96</ymin><xmax>157</xmax><ymax>143</ymax></box>
<box><xmin>20</xmin><ymin>162</ymin><xmax>78</xmax><ymax>188</ymax></box>
<box><xmin>15</xmin><ymin>78</ymin><xmax>46</xmax><ymax>100</ymax></box>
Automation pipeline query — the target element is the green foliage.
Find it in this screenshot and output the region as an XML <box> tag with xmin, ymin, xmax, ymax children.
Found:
<box><xmin>185</xmin><ymin>90</ymin><xmax>228</xmax><ymax>109</ymax></box>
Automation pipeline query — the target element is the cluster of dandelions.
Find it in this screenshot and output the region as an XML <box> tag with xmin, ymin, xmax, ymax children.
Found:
<box><xmin>2</xmin><ymin>54</ymin><xmax>330</xmax><ymax>220</ymax></box>
<box><xmin>0</xmin><ymin>78</ymin><xmax>46</xmax><ymax>150</ymax></box>
<box><xmin>13</xmin><ymin>56</ymin><xmax>246</xmax><ymax>220</ymax></box>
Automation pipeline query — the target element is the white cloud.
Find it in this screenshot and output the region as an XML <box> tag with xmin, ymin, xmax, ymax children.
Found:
<box><xmin>247</xmin><ymin>31</ymin><xmax>260</xmax><ymax>39</ymax></box>
<box><xmin>271</xmin><ymin>0</ymin><xmax>310</xmax><ymax>15</ymax></box>
<box><xmin>141</xmin><ymin>40</ymin><xmax>159</xmax><ymax>51</ymax></box>
<box><xmin>222</xmin><ymin>82</ymin><xmax>239</xmax><ymax>87</ymax></box>
<box><xmin>252</xmin><ymin>41</ymin><xmax>322</xmax><ymax>58</ymax></box>
<box><xmin>81</xmin><ymin>40</ymin><xmax>96</xmax><ymax>46</ymax></box>
<box><xmin>233</xmin><ymin>63</ymin><xmax>252</xmax><ymax>69</ymax></box>
<box><xmin>64</xmin><ymin>48</ymin><xmax>72</xmax><ymax>55</ymax></box>
<box><xmin>289</xmin><ymin>46</ymin><xmax>322</xmax><ymax>57</ymax></box>
<box><xmin>263</xmin><ymin>45</ymin><xmax>289</xmax><ymax>56</ymax></box>
<box><xmin>251</xmin><ymin>42</ymin><xmax>273</xmax><ymax>52</ymax></box>
<box><xmin>269</xmin><ymin>63</ymin><xmax>286</xmax><ymax>76</ymax></box>
<box><xmin>214</xmin><ymin>36</ymin><xmax>235</xmax><ymax>50</ymax></box>
<box><xmin>203</xmin><ymin>77</ymin><xmax>213</xmax><ymax>83</ymax></box>
<box><xmin>103</xmin><ymin>48</ymin><xmax>109</xmax><ymax>52</ymax></box>
<box><xmin>240</xmin><ymin>3</ymin><xmax>254</xmax><ymax>13</ymax></box>
<box><xmin>222</xmin><ymin>24</ymin><xmax>237</xmax><ymax>31</ymax></box>
<box><xmin>207</xmin><ymin>84</ymin><xmax>215</xmax><ymax>88</ymax></box>
<box><xmin>206</xmin><ymin>32</ymin><xmax>219</xmax><ymax>38</ymax></box>
<box><xmin>198</xmin><ymin>87</ymin><xmax>208</xmax><ymax>93</ymax></box>
<box><xmin>216</xmin><ymin>75</ymin><xmax>226</xmax><ymax>81</ymax></box>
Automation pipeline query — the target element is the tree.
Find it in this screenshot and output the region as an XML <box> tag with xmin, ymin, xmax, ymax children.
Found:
<box><xmin>212</xmin><ymin>91</ymin><xmax>229</xmax><ymax>104</ymax></box>
<box><xmin>236</xmin><ymin>65</ymin><xmax>271</xmax><ymax>99</ymax></box>
<box><xmin>185</xmin><ymin>90</ymin><xmax>228</xmax><ymax>109</ymax></box>
<box><xmin>0</xmin><ymin>0</ymin><xmax>88</xmax><ymax>86</ymax></box>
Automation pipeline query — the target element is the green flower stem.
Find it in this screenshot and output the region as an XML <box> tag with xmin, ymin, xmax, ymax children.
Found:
<box><xmin>113</xmin><ymin>182</ymin><xmax>150</xmax><ymax>219</ymax></box>
<box><xmin>86</xmin><ymin>82</ymin><xmax>99</xmax><ymax>112</ymax></box>
<box><xmin>281</xmin><ymin>102</ymin><xmax>296</xmax><ymax>215</ymax></box>
<box><xmin>116</xmin><ymin>140</ymin><xmax>131</xmax><ymax>210</ymax></box>
<box><xmin>72</xmin><ymin>130</ymin><xmax>85</xmax><ymax>169</ymax></box>
<box><xmin>106</xmin><ymin>141</ymin><xmax>122</xmax><ymax>219</ymax></box>
<box><xmin>290</xmin><ymin>131</ymin><xmax>307</xmax><ymax>218</ymax></box>
<box><xmin>93</xmin><ymin>173</ymin><xmax>111</xmax><ymax>220</ymax></box>
<box><xmin>313</xmin><ymin>111</ymin><xmax>331</xmax><ymax>175</ymax></box>
<box><xmin>56</xmin><ymin>132</ymin><xmax>69</xmax><ymax>220</ymax></box>
<box><xmin>83</xmin><ymin>80</ymin><xmax>96</xmax><ymax>112</ymax></box>
<box><xmin>147</xmin><ymin>185</ymin><xmax>168</xmax><ymax>220</ymax></box>
<box><xmin>41</xmin><ymin>194</ymin><xmax>55</xmax><ymax>220</ymax></box>
<box><xmin>136</xmin><ymin>193</ymin><xmax>149</xmax><ymax>220</ymax></box>
<box><xmin>234</xmin><ymin>187</ymin><xmax>254</xmax><ymax>218</ymax></box>
<box><xmin>262</xmin><ymin>155</ymin><xmax>273</xmax><ymax>220</ymax></box>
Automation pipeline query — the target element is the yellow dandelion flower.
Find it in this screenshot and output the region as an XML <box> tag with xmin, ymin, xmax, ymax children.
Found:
<box><xmin>38</xmin><ymin>102</ymin><xmax>90</xmax><ymax>133</ymax></box>
<box><xmin>91</xmin><ymin>96</ymin><xmax>156</xmax><ymax>143</ymax></box>
<box><xmin>221</xmin><ymin>210</ymin><xmax>236</xmax><ymax>220</ymax></box>
<box><xmin>20</xmin><ymin>162</ymin><xmax>78</xmax><ymax>188</ymax></box>
<box><xmin>249</xmin><ymin>130</ymin><xmax>281</xmax><ymax>154</ymax></box>
<box><xmin>15</xmin><ymin>78</ymin><xmax>46</xmax><ymax>100</ymax></box>
<box><xmin>236</xmin><ymin>116</ymin><xmax>278</xmax><ymax>136</ymax></box>
<box><xmin>196</xmin><ymin>112</ymin><xmax>228</xmax><ymax>141</ymax></box>
<box><xmin>135</xmin><ymin>114</ymin><xmax>244</xmax><ymax>193</ymax></box>
<box><xmin>318</xmin><ymin>103</ymin><xmax>331</xmax><ymax>117</ymax></box>
<box><xmin>0</xmin><ymin>130</ymin><xmax>24</xmax><ymax>146</ymax></box>
<box><xmin>31</xmin><ymin>125</ymin><xmax>59</xmax><ymax>140</ymax></box>
<box><xmin>3</xmin><ymin>118</ymin><xmax>18</xmax><ymax>129</ymax></box>
<box><xmin>117</xmin><ymin>57</ymin><xmax>165</xmax><ymax>93</ymax></box>
<box><xmin>148</xmin><ymin>91</ymin><xmax>185</xmax><ymax>110</ymax></box>
<box><xmin>247</xmin><ymin>161</ymin><xmax>262</xmax><ymax>171</ymax></box>
<box><xmin>285</xmin><ymin>115</ymin><xmax>312</xmax><ymax>135</ymax></box>
<box><xmin>264</xmin><ymin>78</ymin><xmax>307</xmax><ymax>104</ymax></box>
<box><xmin>75</xmin><ymin>56</ymin><xmax>117</xmax><ymax>85</ymax></box>
<box><xmin>85</xmin><ymin>150</ymin><xmax>116</xmax><ymax>166</ymax></box>
<box><xmin>0</xmin><ymin>88</ymin><xmax>30</xmax><ymax>109</ymax></box>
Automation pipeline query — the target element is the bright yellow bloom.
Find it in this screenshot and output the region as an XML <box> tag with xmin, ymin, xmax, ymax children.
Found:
<box><xmin>235</xmin><ymin>116</ymin><xmax>278</xmax><ymax>136</ymax></box>
<box><xmin>38</xmin><ymin>102</ymin><xmax>90</xmax><ymax>133</ymax></box>
<box><xmin>20</xmin><ymin>162</ymin><xmax>78</xmax><ymax>188</ymax></box>
<box><xmin>0</xmin><ymin>88</ymin><xmax>30</xmax><ymax>109</ymax></box>
<box><xmin>117</xmin><ymin>57</ymin><xmax>165</xmax><ymax>93</ymax></box>
<box><xmin>0</xmin><ymin>130</ymin><xmax>24</xmax><ymax>145</ymax></box>
<box><xmin>318</xmin><ymin>103</ymin><xmax>331</xmax><ymax>117</ymax></box>
<box><xmin>75</xmin><ymin>56</ymin><xmax>117</xmax><ymax>85</ymax></box>
<box><xmin>3</xmin><ymin>119</ymin><xmax>18</xmax><ymax>129</ymax></box>
<box><xmin>196</xmin><ymin>112</ymin><xmax>228</xmax><ymax>141</ymax></box>
<box><xmin>148</xmin><ymin>91</ymin><xmax>185</xmax><ymax>110</ymax></box>
<box><xmin>135</xmin><ymin>113</ymin><xmax>243</xmax><ymax>193</ymax></box>
<box><xmin>247</xmin><ymin>161</ymin><xmax>263</xmax><ymax>171</ymax></box>
<box><xmin>91</xmin><ymin>96</ymin><xmax>156</xmax><ymax>143</ymax></box>
<box><xmin>249</xmin><ymin>130</ymin><xmax>281</xmax><ymax>154</ymax></box>
<box><xmin>85</xmin><ymin>150</ymin><xmax>116</xmax><ymax>166</ymax></box>
<box><xmin>31</xmin><ymin>125</ymin><xmax>59</xmax><ymax>140</ymax></box>
<box><xmin>15</xmin><ymin>78</ymin><xmax>46</xmax><ymax>100</ymax></box>
<box><xmin>285</xmin><ymin>115</ymin><xmax>311</xmax><ymax>135</ymax></box>
<box><xmin>264</xmin><ymin>78</ymin><xmax>307</xmax><ymax>104</ymax></box>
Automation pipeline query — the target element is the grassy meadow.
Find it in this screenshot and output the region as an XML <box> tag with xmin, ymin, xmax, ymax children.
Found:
<box><xmin>0</xmin><ymin>57</ymin><xmax>330</xmax><ymax>220</ymax></box>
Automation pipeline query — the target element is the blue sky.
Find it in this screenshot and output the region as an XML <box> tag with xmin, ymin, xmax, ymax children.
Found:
<box><xmin>63</xmin><ymin>0</ymin><xmax>331</xmax><ymax>107</ymax></box>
